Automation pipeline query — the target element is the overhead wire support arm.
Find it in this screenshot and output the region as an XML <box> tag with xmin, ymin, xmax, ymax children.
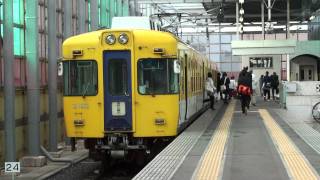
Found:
<box><xmin>263</xmin><ymin>0</ymin><xmax>277</xmax><ymax>21</ymax></box>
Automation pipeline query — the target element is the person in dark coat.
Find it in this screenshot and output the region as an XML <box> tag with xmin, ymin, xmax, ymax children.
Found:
<box><xmin>220</xmin><ymin>72</ymin><xmax>230</xmax><ymax>103</ymax></box>
<box><xmin>270</xmin><ymin>72</ymin><xmax>279</xmax><ymax>100</ymax></box>
<box><xmin>259</xmin><ymin>75</ymin><xmax>264</xmax><ymax>97</ymax></box>
<box><xmin>263</xmin><ymin>71</ymin><xmax>271</xmax><ymax>101</ymax></box>
<box><xmin>216</xmin><ymin>72</ymin><xmax>223</xmax><ymax>100</ymax></box>
<box><xmin>237</xmin><ymin>67</ymin><xmax>252</xmax><ymax>115</ymax></box>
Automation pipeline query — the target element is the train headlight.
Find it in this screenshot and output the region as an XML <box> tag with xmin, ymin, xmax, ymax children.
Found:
<box><xmin>105</xmin><ymin>34</ymin><xmax>116</xmax><ymax>45</ymax></box>
<box><xmin>118</xmin><ymin>33</ymin><xmax>129</xmax><ymax>44</ymax></box>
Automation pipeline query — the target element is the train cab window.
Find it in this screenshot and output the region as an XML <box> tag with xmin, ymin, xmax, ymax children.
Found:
<box><xmin>138</xmin><ymin>59</ymin><xmax>179</xmax><ymax>95</ymax></box>
<box><xmin>63</xmin><ymin>60</ymin><xmax>98</xmax><ymax>96</ymax></box>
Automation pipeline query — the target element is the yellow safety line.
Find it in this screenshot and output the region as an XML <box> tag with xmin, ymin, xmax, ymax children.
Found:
<box><xmin>194</xmin><ymin>101</ymin><xmax>235</xmax><ymax>180</ymax></box>
<box><xmin>259</xmin><ymin>109</ymin><xmax>319</xmax><ymax>180</ymax></box>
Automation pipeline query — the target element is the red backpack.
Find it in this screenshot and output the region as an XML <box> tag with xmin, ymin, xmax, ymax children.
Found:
<box><xmin>238</xmin><ymin>85</ymin><xmax>252</xmax><ymax>95</ymax></box>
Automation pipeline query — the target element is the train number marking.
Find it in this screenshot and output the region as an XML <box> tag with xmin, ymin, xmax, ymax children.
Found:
<box><xmin>72</xmin><ymin>104</ymin><xmax>89</xmax><ymax>110</ymax></box>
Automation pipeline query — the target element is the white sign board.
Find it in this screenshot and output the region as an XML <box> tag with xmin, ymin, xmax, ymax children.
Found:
<box><xmin>5</xmin><ymin>162</ymin><xmax>20</xmax><ymax>173</ymax></box>
<box><xmin>112</xmin><ymin>102</ymin><xmax>126</xmax><ymax>116</ymax></box>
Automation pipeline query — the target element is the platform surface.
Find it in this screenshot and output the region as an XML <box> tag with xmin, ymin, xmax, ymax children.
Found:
<box><xmin>134</xmin><ymin>98</ymin><xmax>320</xmax><ymax>180</ymax></box>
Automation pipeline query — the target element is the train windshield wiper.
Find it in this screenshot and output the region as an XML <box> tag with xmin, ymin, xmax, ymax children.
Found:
<box><xmin>82</xmin><ymin>83</ymin><xmax>90</xmax><ymax>98</ymax></box>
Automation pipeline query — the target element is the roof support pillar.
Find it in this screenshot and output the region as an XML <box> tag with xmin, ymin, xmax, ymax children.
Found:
<box><xmin>286</xmin><ymin>0</ymin><xmax>290</xmax><ymax>39</ymax></box>
<box><xmin>26</xmin><ymin>0</ymin><xmax>40</xmax><ymax>156</ymax></box>
<box><xmin>63</xmin><ymin>0</ymin><xmax>72</xmax><ymax>37</ymax></box>
<box><xmin>236</xmin><ymin>2</ymin><xmax>239</xmax><ymax>39</ymax></box>
<box><xmin>286</xmin><ymin>54</ymin><xmax>290</xmax><ymax>81</ymax></box>
<box><xmin>3</xmin><ymin>0</ymin><xmax>16</xmax><ymax>162</ymax></box>
<box><xmin>48</xmin><ymin>0</ymin><xmax>58</xmax><ymax>152</ymax></box>
<box><xmin>262</xmin><ymin>0</ymin><xmax>265</xmax><ymax>39</ymax></box>
<box><xmin>90</xmin><ymin>0</ymin><xmax>99</xmax><ymax>30</ymax></box>
<box><xmin>100</xmin><ymin>0</ymin><xmax>107</xmax><ymax>27</ymax></box>
<box><xmin>78</xmin><ymin>0</ymin><xmax>86</xmax><ymax>33</ymax></box>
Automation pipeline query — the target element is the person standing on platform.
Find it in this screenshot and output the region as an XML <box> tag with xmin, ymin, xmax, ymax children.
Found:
<box><xmin>229</xmin><ymin>76</ymin><xmax>237</xmax><ymax>99</ymax></box>
<box><xmin>263</xmin><ymin>71</ymin><xmax>271</xmax><ymax>101</ymax></box>
<box><xmin>216</xmin><ymin>72</ymin><xmax>222</xmax><ymax>100</ymax></box>
<box><xmin>251</xmin><ymin>72</ymin><xmax>258</xmax><ymax>106</ymax></box>
<box><xmin>206</xmin><ymin>72</ymin><xmax>216</xmax><ymax>110</ymax></box>
<box><xmin>270</xmin><ymin>72</ymin><xmax>279</xmax><ymax>100</ymax></box>
<box><xmin>220</xmin><ymin>72</ymin><xmax>230</xmax><ymax>104</ymax></box>
<box><xmin>259</xmin><ymin>75</ymin><xmax>264</xmax><ymax>97</ymax></box>
<box><xmin>238</xmin><ymin>67</ymin><xmax>252</xmax><ymax>115</ymax></box>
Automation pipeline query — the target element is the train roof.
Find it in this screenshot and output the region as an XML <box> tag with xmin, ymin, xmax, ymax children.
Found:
<box><xmin>63</xmin><ymin>29</ymin><xmax>179</xmax><ymax>47</ymax></box>
<box><xmin>62</xmin><ymin>29</ymin><xmax>217</xmax><ymax>70</ymax></box>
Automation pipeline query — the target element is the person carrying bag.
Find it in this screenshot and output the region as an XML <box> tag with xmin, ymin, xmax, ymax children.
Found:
<box><xmin>205</xmin><ymin>72</ymin><xmax>216</xmax><ymax>110</ymax></box>
<box><xmin>263</xmin><ymin>71</ymin><xmax>271</xmax><ymax>101</ymax></box>
<box><xmin>220</xmin><ymin>72</ymin><xmax>230</xmax><ymax>103</ymax></box>
<box><xmin>220</xmin><ymin>78</ymin><xmax>227</xmax><ymax>92</ymax></box>
<box><xmin>237</xmin><ymin>67</ymin><xmax>252</xmax><ymax>115</ymax></box>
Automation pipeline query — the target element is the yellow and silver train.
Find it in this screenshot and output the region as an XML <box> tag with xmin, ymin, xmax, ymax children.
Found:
<box><xmin>62</xmin><ymin>29</ymin><xmax>218</xmax><ymax>159</ymax></box>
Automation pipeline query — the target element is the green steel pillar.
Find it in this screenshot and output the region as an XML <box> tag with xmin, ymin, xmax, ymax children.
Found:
<box><xmin>123</xmin><ymin>0</ymin><xmax>129</xmax><ymax>16</ymax></box>
<box><xmin>118</xmin><ymin>0</ymin><xmax>123</xmax><ymax>17</ymax></box>
<box><xmin>100</xmin><ymin>0</ymin><xmax>107</xmax><ymax>27</ymax></box>
<box><xmin>110</xmin><ymin>0</ymin><xmax>116</xmax><ymax>27</ymax></box>
<box><xmin>3</xmin><ymin>0</ymin><xmax>16</xmax><ymax>162</ymax></box>
<box><xmin>106</xmin><ymin>0</ymin><xmax>110</xmax><ymax>28</ymax></box>
<box><xmin>25</xmin><ymin>0</ymin><xmax>40</xmax><ymax>156</ymax></box>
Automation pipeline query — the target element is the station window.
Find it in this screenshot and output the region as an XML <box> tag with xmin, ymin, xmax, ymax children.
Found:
<box><xmin>249</xmin><ymin>57</ymin><xmax>273</xmax><ymax>68</ymax></box>
<box><xmin>0</xmin><ymin>0</ymin><xmax>25</xmax><ymax>56</ymax></box>
<box><xmin>138</xmin><ymin>59</ymin><xmax>179</xmax><ymax>95</ymax></box>
<box><xmin>0</xmin><ymin>0</ymin><xmax>25</xmax><ymax>88</ymax></box>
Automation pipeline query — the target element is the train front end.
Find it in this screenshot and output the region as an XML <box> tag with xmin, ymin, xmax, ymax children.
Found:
<box><xmin>62</xmin><ymin>30</ymin><xmax>180</xmax><ymax>159</ymax></box>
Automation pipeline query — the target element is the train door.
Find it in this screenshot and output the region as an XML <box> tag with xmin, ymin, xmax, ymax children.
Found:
<box><xmin>103</xmin><ymin>50</ymin><xmax>132</xmax><ymax>131</ymax></box>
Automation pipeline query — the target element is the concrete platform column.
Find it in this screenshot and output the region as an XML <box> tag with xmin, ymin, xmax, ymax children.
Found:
<box><xmin>3</xmin><ymin>0</ymin><xmax>16</xmax><ymax>162</ymax></box>
<box><xmin>26</xmin><ymin>0</ymin><xmax>40</xmax><ymax>156</ymax></box>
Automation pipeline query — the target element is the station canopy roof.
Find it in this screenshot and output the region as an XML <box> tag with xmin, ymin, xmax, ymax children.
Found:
<box><xmin>137</xmin><ymin>0</ymin><xmax>320</xmax><ymax>30</ymax></box>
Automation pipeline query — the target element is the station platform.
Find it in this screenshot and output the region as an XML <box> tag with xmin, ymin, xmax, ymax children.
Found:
<box><xmin>133</xmin><ymin>98</ymin><xmax>320</xmax><ymax>180</ymax></box>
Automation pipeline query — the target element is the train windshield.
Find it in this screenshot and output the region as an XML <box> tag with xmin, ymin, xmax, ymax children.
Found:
<box><xmin>138</xmin><ymin>58</ymin><xmax>179</xmax><ymax>95</ymax></box>
<box><xmin>63</xmin><ymin>60</ymin><xmax>98</xmax><ymax>96</ymax></box>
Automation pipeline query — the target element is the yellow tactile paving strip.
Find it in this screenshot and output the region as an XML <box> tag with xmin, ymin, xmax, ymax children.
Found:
<box><xmin>193</xmin><ymin>101</ymin><xmax>235</xmax><ymax>180</ymax></box>
<box><xmin>259</xmin><ymin>109</ymin><xmax>319</xmax><ymax>180</ymax></box>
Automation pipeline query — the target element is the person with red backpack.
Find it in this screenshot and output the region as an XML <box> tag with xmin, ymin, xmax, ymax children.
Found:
<box><xmin>237</xmin><ymin>67</ymin><xmax>252</xmax><ymax>115</ymax></box>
